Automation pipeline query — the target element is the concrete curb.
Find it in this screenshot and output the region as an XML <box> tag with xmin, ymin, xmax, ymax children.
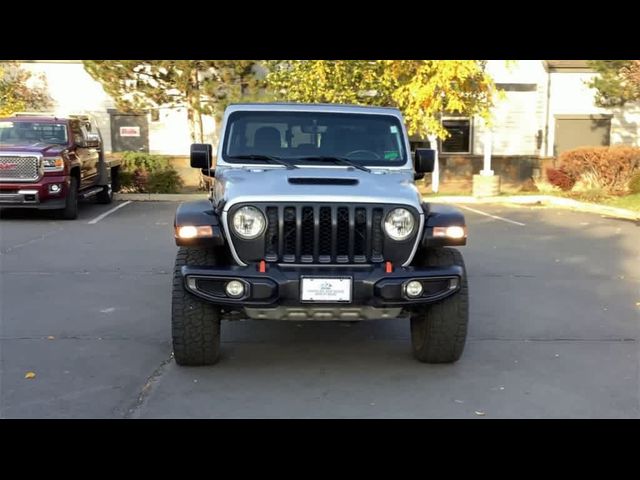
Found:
<box><xmin>114</xmin><ymin>193</ymin><xmax>204</xmax><ymax>202</ymax></box>
<box><xmin>423</xmin><ymin>194</ymin><xmax>640</xmax><ymax>221</ymax></box>
<box><xmin>114</xmin><ymin>193</ymin><xmax>639</xmax><ymax>221</ymax></box>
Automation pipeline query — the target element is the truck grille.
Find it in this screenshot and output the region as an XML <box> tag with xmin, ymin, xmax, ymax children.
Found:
<box><xmin>0</xmin><ymin>155</ymin><xmax>41</xmax><ymax>182</ymax></box>
<box><xmin>262</xmin><ymin>204</ymin><xmax>386</xmax><ymax>264</ymax></box>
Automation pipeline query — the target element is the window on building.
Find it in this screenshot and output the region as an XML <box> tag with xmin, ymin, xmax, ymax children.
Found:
<box><xmin>441</xmin><ymin>118</ymin><xmax>472</xmax><ymax>154</ymax></box>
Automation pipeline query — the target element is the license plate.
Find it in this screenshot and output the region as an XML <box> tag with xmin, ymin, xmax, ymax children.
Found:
<box><xmin>300</xmin><ymin>277</ymin><xmax>352</xmax><ymax>303</ymax></box>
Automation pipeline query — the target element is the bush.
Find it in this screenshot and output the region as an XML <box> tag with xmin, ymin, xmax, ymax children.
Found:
<box><xmin>146</xmin><ymin>169</ymin><xmax>184</xmax><ymax>194</ymax></box>
<box><xmin>116</xmin><ymin>151</ymin><xmax>185</xmax><ymax>193</ymax></box>
<box><xmin>120</xmin><ymin>151</ymin><xmax>171</xmax><ymax>174</ymax></box>
<box><xmin>558</xmin><ymin>146</ymin><xmax>640</xmax><ymax>194</ymax></box>
<box><xmin>546</xmin><ymin>168</ymin><xmax>575</xmax><ymax>191</ymax></box>
<box><xmin>118</xmin><ymin>170</ymin><xmax>135</xmax><ymax>190</ymax></box>
<box><xmin>629</xmin><ymin>172</ymin><xmax>640</xmax><ymax>194</ymax></box>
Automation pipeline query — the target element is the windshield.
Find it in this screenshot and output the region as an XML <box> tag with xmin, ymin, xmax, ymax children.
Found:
<box><xmin>222</xmin><ymin>111</ymin><xmax>408</xmax><ymax>167</ymax></box>
<box><xmin>0</xmin><ymin>121</ymin><xmax>69</xmax><ymax>146</ymax></box>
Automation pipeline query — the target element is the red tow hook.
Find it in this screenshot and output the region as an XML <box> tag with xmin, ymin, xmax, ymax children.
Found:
<box><xmin>385</xmin><ymin>261</ymin><xmax>393</xmax><ymax>273</ymax></box>
<box><xmin>258</xmin><ymin>260</ymin><xmax>266</xmax><ymax>273</ymax></box>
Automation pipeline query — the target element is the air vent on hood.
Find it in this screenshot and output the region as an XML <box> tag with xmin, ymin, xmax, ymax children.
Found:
<box><xmin>288</xmin><ymin>178</ymin><xmax>358</xmax><ymax>186</ymax></box>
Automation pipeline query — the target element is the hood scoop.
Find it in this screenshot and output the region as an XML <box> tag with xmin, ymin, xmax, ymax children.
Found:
<box><xmin>288</xmin><ymin>177</ymin><xmax>358</xmax><ymax>186</ymax></box>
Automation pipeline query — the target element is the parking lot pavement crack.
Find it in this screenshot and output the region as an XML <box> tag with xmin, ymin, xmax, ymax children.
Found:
<box><xmin>469</xmin><ymin>337</ymin><xmax>637</xmax><ymax>343</ymax></box>
<box><xmin>0</xmin><ymin>226</ymin><xmax>64</xmax><ymax>255</ymax></box>
<box><xmin>124</xmin><ymin>353</ymin><xmax>174</xmax><ymax>419</ymax></box>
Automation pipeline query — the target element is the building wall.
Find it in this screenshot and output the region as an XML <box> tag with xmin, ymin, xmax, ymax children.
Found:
<box><xmin>547</xmin><ymin>71</ymin><xmax>640</xmax><ymax>154</ymax></box>
<box><xmin>19</xmin><ymin>61</ymin><xmax>216</xmax><ymax>155</ymax></box>
<box><xmin>472</xmin><ymin>60</ymin><xmax>549</xmax><ymax>157</ymax></box>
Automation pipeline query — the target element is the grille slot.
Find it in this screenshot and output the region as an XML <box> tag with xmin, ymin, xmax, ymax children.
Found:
<box><xmin>0</xmin><ymin>155</ymin><xmax>41</xmax><ymax>182</ymax></box>
<box><xmin>259</xmin><ymin>204</ymin><xmax>395</xmax><ymax>264</ymax></box>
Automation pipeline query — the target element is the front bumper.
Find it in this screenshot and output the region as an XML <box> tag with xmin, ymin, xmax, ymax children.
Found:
<box><xmin>0</xmin><ymin>176</ymin><xmax>68</xmax><ymax>209</ymax></box>
<box><xmin>181</xmin><ymin>262</ymin><xmax>463</xmax><ymax>308</ymax></box>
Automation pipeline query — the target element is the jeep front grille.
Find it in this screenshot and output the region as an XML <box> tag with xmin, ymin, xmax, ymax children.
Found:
<box><xmin>0</xmin><ymin>155</ymin><xmax>42</xmax><ymax>182</ymax></box>
<box><xmin>261</xmin><ymin>204</ymin><xmax>386</xmax><ymax>264</ymax></box>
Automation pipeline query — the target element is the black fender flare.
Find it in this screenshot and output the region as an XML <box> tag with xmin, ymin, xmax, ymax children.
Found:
<box><xmin>174</xmin><ymin>199</ymin><xmax>226</xmax><ymax>247</ymax></box>
<box><xmin>421</xmin><ymin>203</ymin><xmax>467</xmax><ymax>247</ymax></box>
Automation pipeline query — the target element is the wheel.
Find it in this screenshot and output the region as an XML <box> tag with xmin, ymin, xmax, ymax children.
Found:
<box><xmin>171</xmin><ymin>247</ymin><xmax>222</xmax><ymax>366</ymax></box>
<box><xmin>55</xmin><ymin>176</ymin><xmax>78</xmax><ymax>220</ymax></box>
<box><xmin>96</xmin><ymin>182</ymin><xmax>113</xmax><ymax>204</ymax></box>
<box><xmin>410</xmin><ymin>248</ymin><xmax>469</xmax><ymax>363</ymax></box>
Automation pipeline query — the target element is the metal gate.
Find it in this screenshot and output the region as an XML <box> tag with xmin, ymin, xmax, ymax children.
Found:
<box><xmin>109</xmin><ymin>111</ymin><xmax>149</xmax><ymax>152</ymax></box>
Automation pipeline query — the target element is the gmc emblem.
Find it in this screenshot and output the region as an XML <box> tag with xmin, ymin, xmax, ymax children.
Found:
<box><xmin>0</xmin><ymin>163</ymin><xmax>18</xmax><ymax>170</ymax></box>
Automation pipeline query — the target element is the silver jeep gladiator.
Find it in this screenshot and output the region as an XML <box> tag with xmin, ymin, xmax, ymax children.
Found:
<box><xmin>172</xmin><ymin>103</ymin><xmax>469</xmax><ymax>365</ymax></box>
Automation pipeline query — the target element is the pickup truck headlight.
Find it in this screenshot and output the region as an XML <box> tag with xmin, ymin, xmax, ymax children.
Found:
<box><xmin>232</xmin><ymin>206</ymin><xmax>266</xmax><ymax>239</ymax></box>
<box><xmin>384</xmin><ymin>208</ymin><xmax>415</xmax><ymax>241</ymax></box>
<box><xmin>43</xmin><ymin>156</ymin><xmax>64</xmax><ymax>172</ymax></box>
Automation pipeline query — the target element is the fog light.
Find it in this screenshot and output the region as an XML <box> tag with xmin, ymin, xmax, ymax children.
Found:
<box><xmin>449</xmin><ymin>278</ymin><xmax>459</xmax><ymax>290</ymax></box>
<box><xmin>225</xmin><ymin>280</ymin><xmax>245</xmax><ymax>298</ymax></box>
<box><xmin>405</xmin><ymin>280</ymin><xmax>424</xmax><ymax>298</ymax></box>
<box><xmin>49</xmin><ymin>183</ymin><xmax>62</xmax><ymax>193</ymax></box>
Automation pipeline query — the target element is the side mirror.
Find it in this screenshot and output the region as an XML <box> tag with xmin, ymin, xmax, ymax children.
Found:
<box><xmin>414</xmin><ymin>148</ymin><xmax>435</xmax><ymax>174</ymax></box>
<box><xmin>80</xmin><ymin>133</ymin><xmax>100</xmax><ymax>148</ymax></box>
<box><xmin>191</xmin><ymin>143</ymin><xmax>212</xmax><ymax>169</ymax></box>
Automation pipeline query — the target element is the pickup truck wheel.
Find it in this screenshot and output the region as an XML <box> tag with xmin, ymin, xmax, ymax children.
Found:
<box><xmin>96</xmin><ymin>183</ymin><xmax>113</xmax><ymax>204</ymax></box>
<box><xmin>55</xmin><ymin>176</ymin><xmax>79</xmax><ymax>220</ymax></box>
<box><xmin>410</xmin><ymin>248</ymin><xmax>469</xmax><ymax>363</ymax></box>
<box><xmin>172</xmin><ymin>247</ymin><xmax>222</xmax><ymax>366</ymax></box>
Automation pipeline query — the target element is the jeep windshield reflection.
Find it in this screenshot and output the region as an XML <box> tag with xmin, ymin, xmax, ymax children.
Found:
<box><xmin>221</xmin><ymin>111</ymin><xmax>408</xmax><ymax>167</ymax></box>
<box><xmin>0</xmin><ymin>121</ymin><xmax>69</xmax><ymax>146</ymax></box>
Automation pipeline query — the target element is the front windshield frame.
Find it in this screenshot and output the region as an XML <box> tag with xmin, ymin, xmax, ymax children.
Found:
<box><xmin>0</xmin><ymin>120</ymin><xmax>70</xmax><ymax>146</ymax></box>
<box><xmin>220</xmin><ymin>111</ymin><xmax>409</xmax><ymax>168</ymax></box>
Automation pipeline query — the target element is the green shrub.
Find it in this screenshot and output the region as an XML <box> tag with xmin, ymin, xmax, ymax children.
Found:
<box><xmin>120</xmin><ymin>151</ymin><xmax>171</xmax><ymax>174</ymax></box>
<box><xmin>629</xmin><ymin>172</ymin><xmax>640</xmax><ymax>194</ymax></box>
<box><xmin>118</xmin><ymin>170</ymin><xmax>135</xmax><ymax>190</ymax></box>
<box><xmin>146</xmin><ymin>168</ymin><xmax>184</xmax><ymax>193</ymax></box>
<box><xmin>558</xmin><ymin>146</ymin><xmax>640</xmax><ymax>194</ymax></box>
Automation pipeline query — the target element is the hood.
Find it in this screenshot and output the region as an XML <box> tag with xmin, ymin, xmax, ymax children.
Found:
<box><xmin>0</xmin><ymin>143</ymin><xmax>68</xmax><ymax>156</ymax></box>
<box><xmin>214</xmin><ymin>166</ymin><xmax>423</xmax><ymax>212</ymax></box>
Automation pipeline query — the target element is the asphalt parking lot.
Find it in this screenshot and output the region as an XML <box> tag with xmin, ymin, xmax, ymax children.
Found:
<box><xmin>1</xmin><ymin>199</ymin><xmax>638</xmax><ymax>418</ymax></box>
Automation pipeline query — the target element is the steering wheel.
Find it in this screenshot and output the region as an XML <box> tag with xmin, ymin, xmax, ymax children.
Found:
<box><xmin>344</xmin><ymin>149</ymin><xmax>381</xmax><ymax>160</ymax></box>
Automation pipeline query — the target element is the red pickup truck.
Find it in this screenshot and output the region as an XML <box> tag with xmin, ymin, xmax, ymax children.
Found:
<box><xmin>0</xmin><ymin>113</ymin><xmax>121</xmax><ymax>219</ymax></box>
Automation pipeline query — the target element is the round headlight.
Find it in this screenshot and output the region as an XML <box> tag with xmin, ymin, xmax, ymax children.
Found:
<box><xmin>232</xmin><ymin>206</ymin><xmax>266</xmax><ymax>239</ymax></box>
<box><xmin>383</xmin><ymin>208</ymin><xmax>415</xmax><ymax>241</ymax></box>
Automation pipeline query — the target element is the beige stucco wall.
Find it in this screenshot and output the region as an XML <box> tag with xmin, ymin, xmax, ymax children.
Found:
<box><xmin>18</xmin><ymin>61</ymin><xmax>216</xmax><ymax>156</ymax></box>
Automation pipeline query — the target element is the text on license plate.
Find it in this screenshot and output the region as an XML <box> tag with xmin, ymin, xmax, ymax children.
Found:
<box><xmin>300</xmin><ymin>277</ymin><xmax>352</xmax><ymax>302</ymax></box>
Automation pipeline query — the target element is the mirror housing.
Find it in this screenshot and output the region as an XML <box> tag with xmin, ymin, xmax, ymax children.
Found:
<box><xmin>414</xmin><ymin>148</ymin><xmax>435</xmax><ymax>174</ymax></box>
<box><xmin>80</xmin><ymin>133</ymin><xmax>100</xmax><ymax>148</ymax></box>
<box><xmin>191</xmin><ymin>143</ymin><xmax>212</xmax><ymax>169</ymax></box>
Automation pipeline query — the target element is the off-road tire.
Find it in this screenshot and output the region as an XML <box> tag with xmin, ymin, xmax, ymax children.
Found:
<box><xmin>410</xmin><ymin>248</ymin><xmax>469</xmax><ymax>363</ymax></box>
<box><xmin>96</xmin><ymin>183</ymin><xmax>113</xmax><ymax>204</ymax></box>
<box><xmin>171</xmin><ymin>247</ymin><xmax>222</xmax><ymax>366</ymax></box>
<box><xmin>56</xmin><ymin>176</ymin><xmax>78</xmax><ymax>220</ymax></box>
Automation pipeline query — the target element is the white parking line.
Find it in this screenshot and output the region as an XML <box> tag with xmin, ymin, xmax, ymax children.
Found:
<box><xmin>458</xmin><ymin>205</ymin><xmax>526</xmax><ymax>226</ymax></box>
<box><xmin>87</xmin><ymin>201</ymin><xmax>132</xmax><ymax>224</ymax></box>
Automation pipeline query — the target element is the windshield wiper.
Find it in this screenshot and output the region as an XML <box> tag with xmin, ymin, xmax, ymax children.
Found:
<box><xmin>226</xmin><ymin>154</ymin><xmax>298</xmax><ymax>169</ymax></box>
<box><xmin>296</xmin><ymin>156</ymin><xmax>371</xmax><ymax>173</ymax></box>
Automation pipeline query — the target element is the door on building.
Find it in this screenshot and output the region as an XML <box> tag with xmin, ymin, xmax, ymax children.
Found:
<box><xmin>109</xmin><ymin>111</ymin><xmax>149</xmax><ymax>152</ymax></box>
<box><xmin>554</xmin><ymin>115</ymin><xmax>611</xmax><ymax>156</ymax></box>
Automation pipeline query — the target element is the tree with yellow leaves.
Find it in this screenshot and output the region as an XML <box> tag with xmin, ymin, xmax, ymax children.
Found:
<box><xmin>266</xmin><ymin>60</ymin><xmax>498</xmax><ymax>139</ymax></box>
<box><xmin>0</xmin><ymin>62</ymin><xmax>52</xmax><ymax>117</ymax></box>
